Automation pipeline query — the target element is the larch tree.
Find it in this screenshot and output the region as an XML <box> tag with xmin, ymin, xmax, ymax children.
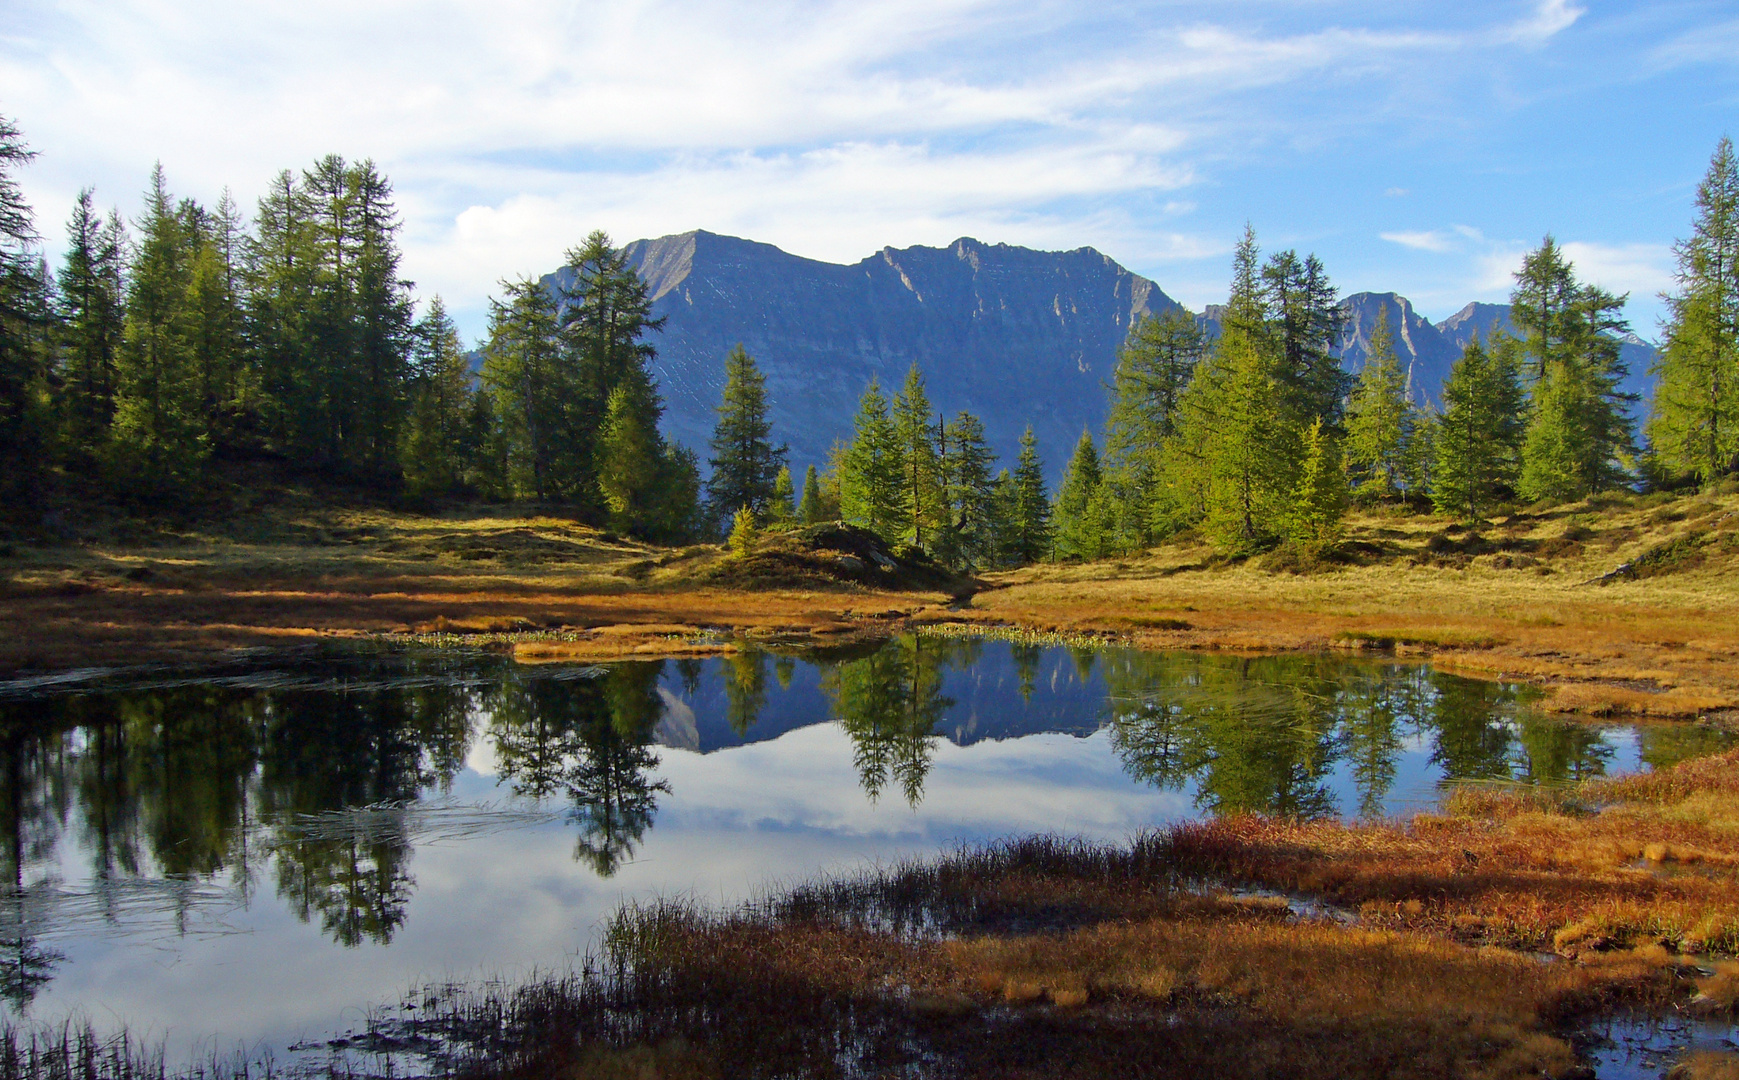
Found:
<box><xmin>1432</xmin><ymin>337</ymin><xmax>1526</xmax><ymax>522</ymax></box>
<box><xmin>1103</xmin><ymin>309</ymin><xmax>1203</xmax><ymax>547</ymax></box>
<box><xmin>1511</xmin><ymin>236</ymin><xmax>1635</xmax><ymax>500</ymax></box>
<box><xmin>705</xmin><ymin>344</ymin><xmax>785</xmax><ymax>525</ymax></box>
<box><xmin>481</xmin><ymin>277</ymin><xmax>565</xmax><ymax>500</ymax></box>
<box><xmin>1343</xmin><ymin>303</ymin><xmax>1412</xmax><ymax>500</ymax></box>
<box><xmin>401</xmin><ymin>297</ymin><xmax>474</xmax><ymax>496</ymax></box>
<box><xmin>891</xmin><ymin>364</ymin><xmax>942</xmax><ymax>549</ymax></box>
<box><xmin>1006</xmin><ymin>426</ymin><xmax>1051</xmax><ymax>564</ymax></box>
<box><xmin>1053</xmin><ymin>429</ymin><xmax>1109</xmax><ymax>561</ymax></box>
<box><xmin>1649</xmin><ymin>137</ymin><xmax>1739</xmax><ymax>484</ymax></box>
<box><xmin>941</xmin><ymin>410</ymin><xmax>998</xmax><ymax>569</ymax></box>
<box><xmin>1282</xmin><ymin>418</ymin><xmax>1347</xmax><ymax>554</ymax></box>
<box><xmin>0</xmin><ymin>113</ymin><xmax>47</xmax><ymax>502</ymax></box>
<box><xmin>797</xmin><ymin>464</ymin><xmax>824</xmax><ymax>523</ymax></box>
<box><xmin>1262</xmin><ymin>247</ymin><xmax>1348</xmax><ymax>429</ymax></box>
<box><xmin>110</xmin><ymin>164</ymin><xmax>206</xmax><ymax>492</ymax></box>
<box><xmin>56</xmin><ymin>189</ymin><xmax>127</xmax><ymax>460</ymax></box>
<box><xmin>841</xmin><ymin>378</ymin><xmax>907</xmax><ymax>539</ymax></box>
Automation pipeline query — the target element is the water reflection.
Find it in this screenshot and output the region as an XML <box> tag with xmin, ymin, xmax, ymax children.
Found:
<box><xmin>0</xmin><ymin>640</ymin><xmax>1728</xmax><ymax>1020</ymax></box>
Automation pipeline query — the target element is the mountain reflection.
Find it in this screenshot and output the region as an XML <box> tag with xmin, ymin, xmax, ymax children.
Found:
<box><xmin>0</xmin><ymin>640</ymin><xmax>1728</xmax><ymax>1014</ymax></box>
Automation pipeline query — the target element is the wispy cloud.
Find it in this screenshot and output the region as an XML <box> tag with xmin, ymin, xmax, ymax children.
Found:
<box><xmin>1381</xmin><ymin>230</ymin><xmax>1457</xmax><ymax>253</ymax></box>
<box><xmin>0</xmin><ymin>0</ymin><xmax>1709</xmax><ymax>336</ymax></box>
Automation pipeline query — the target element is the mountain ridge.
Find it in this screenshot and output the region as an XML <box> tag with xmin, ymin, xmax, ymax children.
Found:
<box><xmin>540</xmin><ymin>231</ymin><xmax>1656</xmax><ymax>481</ymax></box>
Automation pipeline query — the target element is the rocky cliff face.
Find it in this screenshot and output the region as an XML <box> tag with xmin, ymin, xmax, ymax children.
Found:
<box><xmin>548</xmin><ymin>231</ymin><xmax>1181</xmax><ymax>478</ymax></box>
<box><xmin>542</xmin><ymin>232</ymin><xmax>1655</xmax><ymax>479</ymax></box>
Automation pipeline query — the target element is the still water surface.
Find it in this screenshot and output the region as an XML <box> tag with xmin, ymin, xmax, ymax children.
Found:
<box><xmin>0</xmin><ymin>636</ymin><xmax>1730</xmax><ymax>1057</ymax></box>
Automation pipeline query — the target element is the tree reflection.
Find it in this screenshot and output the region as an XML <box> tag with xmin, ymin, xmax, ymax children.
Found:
<box><xmin>723</xmin><ymin>651</ymin><xmax>769</xmax><ymax>736</ymax></box>
<box><xmin>824</xmin><ymin>636</ymin><xmax>955</xmax><ymax>805</ymax></box>
<box><xmin>489</xmin><ymin>663</ymin><xmax>670</xmax><ymax>877</ymax></box>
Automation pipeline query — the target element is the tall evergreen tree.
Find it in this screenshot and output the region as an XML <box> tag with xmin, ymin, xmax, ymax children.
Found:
<box><xmin>1103</xmin><ymin>309</ymin><xmax>1203</xmax><ymax>547</ymax></box>
<box><xmin>1006</xmin><ymin>426</ymin><xmax>1051</xmax><ymax>564</ymax></box>
<box><xmin>840</xmin><ymin>378</ymin><xmax>907</xmax><ymax>538</ymax></box>
<box><xmin>401</xmin><ymin>297</ymin><xmax>475</xmax><ymax>496</ymax></box>
<box><xmin>767</xmin><ymin>465</ymin><xmax>795</xmax><ymax>524</ymax></box>
<box><xmin>705</xmin><ymin>344</ymin><xmax>785</xmax><ymax>524</ymax></box>
<box><xmin>1053</xmin><ymin>429</ymin><xmax>1109</xmax><ymax>561</ymax></box>
<box><xmin>1511</xmin><ymin>237</ymin><xmax>1636</xmax><ymax>499</ymax></box>
<box><xmin>891</xmin><ymin>364</ymin><xmax>943</xmax><ymax>549</ymax></box>
<box><xmin>1282</xmin><ymin>418</ymin><xmax>1347</xmax><ymax>553</ymax></box>
<box><xmin>941</xmin><ymin>411</ymin><xmax>998</xmax><ymax>568</ymax></box>
<box><xmin>1344</xmin><ymin>303</ymin><xmax>1412</xmax><ymax>499</ymax></box>
<box><xmin>56</xmin><ymin>189</ymin><xmax>127</xmax><ymax>459</ymax></box>
<box><xmin>797</xmin><ymin>464</ymin><xmax>824</xmax><ymax>524</ymax></box>
<box><xmin>110</xmin><ymin>164</ymin><xmax>206</xmax><ymax>491</ymax></box>
<box><xmin>481</xmin><ymin>277</ymin><xmax>565</xmax><ymax>500</ymax></box>
<box><xmin>596</xmin><ymin>383</ymin><xmax>660</xmax><ymax>531</ymax></box>
<box><xmin>1650</xmin><ymin>137</ymin><xmax>1739</xmax><ymax>484</ymax></box>
<box><xmin>0</xmin><ymin>114</ymin><xmax>48</xmax><ymax>502</ymax></box>
<box><xmin>1432</xmin><ymin>338</ymin><xmax>1526</xmax><ymax>521</ymax></box>
<box><xmin>1262</xmin><ymin>248</ymin><xmax>1348</xmax><ymax>428</ymax></box>
<box><xmin>557</xmin><ymin>230</ymin><xmax>664</xmax><ymax>513</ymax></box>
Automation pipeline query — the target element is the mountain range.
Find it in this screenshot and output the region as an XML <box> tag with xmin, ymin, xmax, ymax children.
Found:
<box><xmin>542</xmin><ymin>231</ymin><xmax>1657</xmax><ymax>480</ymax></box>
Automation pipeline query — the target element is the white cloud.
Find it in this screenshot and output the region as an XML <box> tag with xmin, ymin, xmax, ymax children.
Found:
<box><xmin>1498</xmin><ymin>0</ymin><xmax>1585</xmax><ymax>46</ymax></box>
<box><xmin>1558</xmin><ymin>241</ymin><xmax>1675</xmax><ymax>301</ymax></box>
<box><xmin>0</xmin><ymin>0</ymin><xmax>1673</xmax><ymax>336</ymax></box>
<box><xmin>1381</xmin><ymin>230</ymin><xmax>1457</xmax><ymax>253</ymax></box>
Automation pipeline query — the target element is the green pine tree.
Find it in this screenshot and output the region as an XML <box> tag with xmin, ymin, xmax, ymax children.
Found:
<box><xmin>1344</xmin><ymin>303</ymin><xmax>1412</xmax><ymax>500</ymax></box>
<box><xmin>481</xmin><ymin>277</ymin><xmax>565</xmax><ymax>500</ymax></box>
<box><xmin>767</xmin><ymin>465</ymin><xmax>795</xmax><ymax>525</ymax></box>
<box><xmin>1649</xmin><ymin>137</ymin><xmax>1739</xmax><ymax>484</ymax></box>
<box><xmin>596</xmin><ymin>382</ymin><xmax>660</xmax><ymax>532</ymax></box>
<box><xmin>400</xmin><ymin>297</ymin><xmax>474</xmax><ymax>497</ymax></box>
<box><xmin>798</xmin><ymin>464</ymin><xmax>824</xmax><ymax>523</ymax></box>
<box><xmin>1282</xmin><ymin>418</ymin><xmax>1347</xmax><ymax>553</ymax></box>
<box><xmin>1511</xmin><ymin>237</ymin><xmax>1636</xmax><ymax>499</ymax></box>
<box><xmin>1262</xmin><ymin>248</ymin><xmax>1348</xmax><ymax>429</ymax></box>
<box><xmin>1432</xmin><ymin>338</ymin><xmax>1526</xmax><ymax>522</ymax></box>
<box><xmin>1007</xmin><ymin>426</ymin><xmax>1051</xmax><ymax>564</ymax></box>
<box><xmin>56</xmin><ymin>189</ymin><xmax>127</xmax><ymax>462</ymax></box>
<box><xmin>705</xmin><ymin>344</ymin><xmax>785</xmax><ymax>525</ymax></box>
<box><xmin>941</xmin><ymin>411</ymin><xmax>998</xmax><ymax>568</ymax></box>
<box><xmin>840</xmin><ymin>379</ymin><xmax>908</xmax><ymax>539</ymax></box>
<box><xmin>1103</xmin><ymin>309</ymin><xmax>1204</xmax><ymax>548</ymax></box>
<box><xmin>1053</xmin><ymin>429</ymin><xmax>1105</xmax><ymax>561</ymax></box>
<box><xmin>891</xmin><ymin>364</ymin><xmax>942</xmax><ymax>549</ymax></box>
<box><xmin>0</xmin><ymin>113</ymin><xmax>49</xmax><ymax>503</ymax></box>
<box><xmin>109</xmin><ymin>164</ymin><xmax>207</xmax><ymax>494</ymax></box>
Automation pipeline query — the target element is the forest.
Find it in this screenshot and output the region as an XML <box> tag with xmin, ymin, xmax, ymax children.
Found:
<box><xmin>3</xmin><ymin>110</ymin><xmax>1738</xmax><ymax>575</ymax></box>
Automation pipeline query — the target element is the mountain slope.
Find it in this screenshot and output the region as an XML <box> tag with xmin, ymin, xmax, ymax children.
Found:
<box><xmin>540</xmin><ymin>232</ymin><xmax>1657</xmax><ymax>480</ymax></box>
<box><xmin>548</xmin><ymin>231</ymin><xmax>1181</xmax><ymax>478</ymax></box>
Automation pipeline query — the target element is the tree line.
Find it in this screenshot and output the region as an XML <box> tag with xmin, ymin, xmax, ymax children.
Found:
<box><xmin>5</xmin><ymin>111</ymin><xmax>1737</xmax><ymax>561</ymax></box>
<box><xmin>0</xmin><ymin>114</ymin><xmax>701</xmax><ymax>538</ymax></box>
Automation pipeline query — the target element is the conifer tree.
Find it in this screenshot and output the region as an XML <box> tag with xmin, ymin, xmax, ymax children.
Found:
<box><xmin>1202</xmin><ymin>328</ymin><xmax>1295</xmax><ymax>549</ymax></box>
<box><xmin>400</xmin><ymin>297</ymin><xmax>474</xmax><ymax>496</ymax></box>
<box><xmin>798</xmin><ymin>464</ymin><xmax>824</xmax><ymax>523</ymax></box>
<box><xmin>1650</xmin><ymin>137</ymin><xmax>1739</xmax><ymax>483</ymax></box>
<box><xmin>891</xmin><ymin>364</ymin><xmax>943</xmax><ymax>549</ymax></box>
<box><xmin>1007</xmin><ymin>426</ymin><xmax>1051</xmax><ymax>564</ymax></box>
<box><xmin>1511</xmin><ymin>237</ymin><xmax>1635</xmax><ymax>499</ymax></box>
<box><xmin>1053</xmin><ymin>430</ymin><xmax>1106</xmax><ymax>561</ymax></box>
<box><xmin>0</xmin><ymin>113</ymin><xmax>48</xmax><ymax>502</ymax></box>
<box><xmin>1282</xmin><ymin>418</ymin><xmax>1347</xmax><ymax>553</ymax></box>
<box><xmin>941</xmin><ymin>410</ymin><xmax>998</xmax><ymax>568</ymax></box>
<box><xmin>768</xmin><ymin>465</ymin><xmax>795</xmax><ymax>524</ymax></box>
<box><xmin>558</xmin><ymin>230</ymin><xmax>664</xmax><ymax>512</ymax></box>
<box><xmin>705</xmin><ymin>344</ymin><xmax>784</xmax><ymax>524</ymax></box>
<box><xmin>597</xmin><ymin>383</ymin><xmax>660</xmax><ymax>531</ymax></box>
<box><xmin>1262</xmin><ymin>248</ymin><xmax>1348</xmax><ymax>428</ymax></box>
<box><xmin>110</xmin><ymin>164</ymin><xmax>207</xmax><ymax>492</ymax></box>
<box><xmin>1432</xmin><ymin>338</ymin><xmax>1525</xmax><ymax>521</ymax></box>
<box><xmin>56</xmin><ymin>189</ymin><xmax>127</xmax><ymax>459</ymax></box>
<box><xmin>481</xmin><ymin>277</ymin><xmax>565</xmax><ymax>500</ymax></box>
<box><xmin>1344</xmin><ymin>303</ymin><xmax>1412</xmax><ymax>499</ymax></box>
<box><xmin>1103</xmin><ymin>310</ymin><xmax>1203</xmax><ymax>546</ymax></box>
<box><xmin>840</xmin><ymin>379</ymin><xmax>907</xmax><ymax>539</ymax></box>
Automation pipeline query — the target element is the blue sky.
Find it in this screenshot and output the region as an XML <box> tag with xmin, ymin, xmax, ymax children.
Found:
<box><xmin>3</xmin><ymin>0</ymin><xmax>1734</xmax><ymax>343</ymax></box>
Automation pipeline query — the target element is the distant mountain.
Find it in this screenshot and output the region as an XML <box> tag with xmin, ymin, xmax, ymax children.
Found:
<box><xmin>546</xmin><ymin>231</ymin><xmax>1181</xmax><ymax>480</ymax></box>
<box><xmin>536</xmin><ymin>232</ymin><xmax>1657</xmax><ymax>480</ymax></box>
<box><xmin>1335</xmin><ymin>295</ymin><xmax>1657</xmax><ymax>409</ymax></box>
